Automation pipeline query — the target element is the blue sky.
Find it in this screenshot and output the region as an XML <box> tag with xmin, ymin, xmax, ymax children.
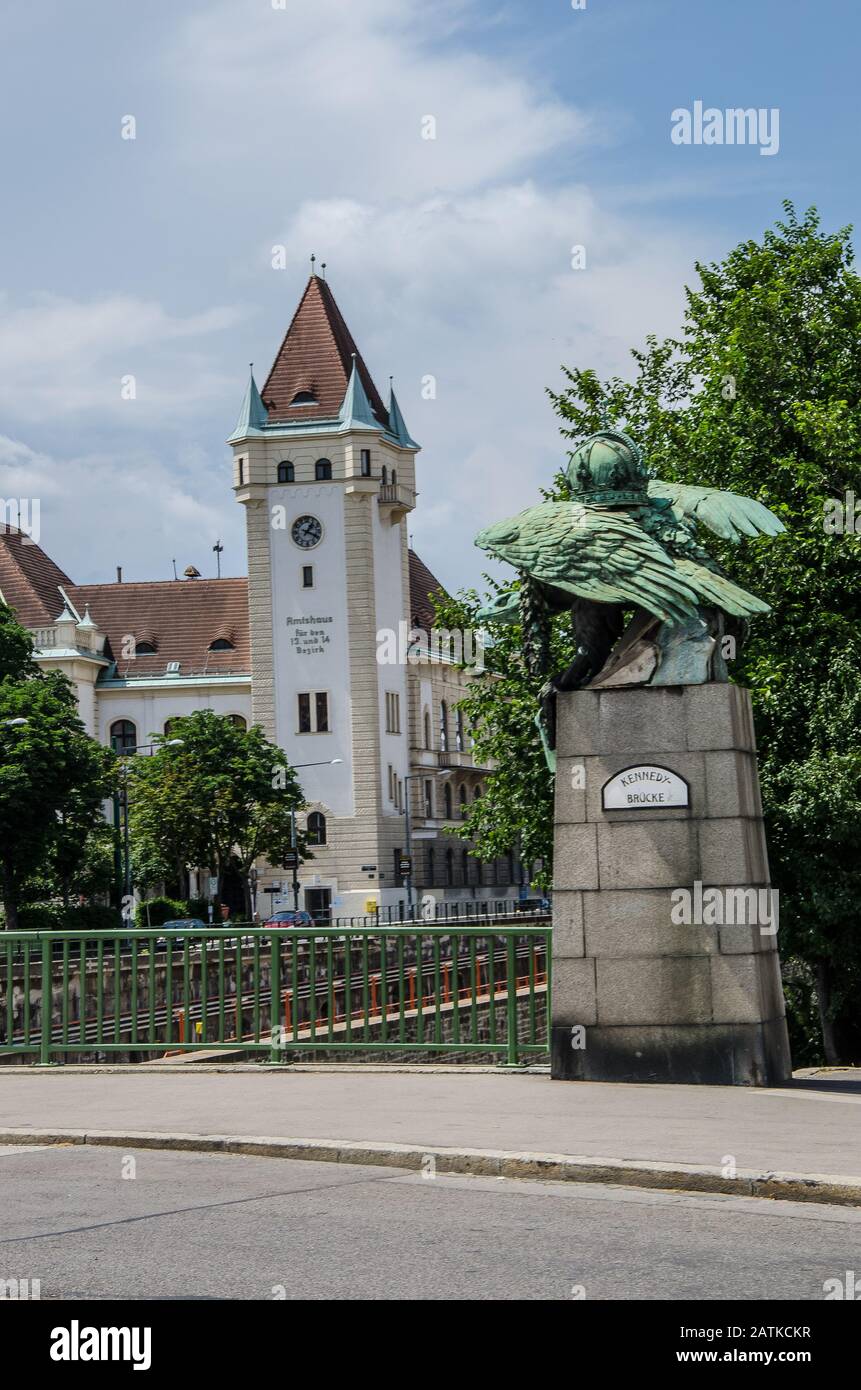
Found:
<box><xmin>0</xmin><ymin>0</ymin><xmax>857</xmax><ymax>592</ymax></box>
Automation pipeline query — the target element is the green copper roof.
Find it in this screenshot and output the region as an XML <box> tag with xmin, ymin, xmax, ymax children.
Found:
<box><xmin>387</xmin><ymin>384</ymin><xmax>419</xmax><ymax>450</ymax></box>
<box><xmin>338</xmin><ymin>355</ymin><xmax>381</xmax><ymax>433</ymax></box>
<box><xmin>228</xmin><ymin>368</ymin><xmax>268</xmax><ymax>443</ymax></box>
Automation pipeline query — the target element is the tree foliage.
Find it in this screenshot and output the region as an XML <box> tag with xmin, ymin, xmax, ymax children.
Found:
<box><xmin>447</xmin><ymin>205</ymin><xmax>861</xmax><ymax>1061</ymax></box>
<box><xmin>0</xmin><ymin>603</ymin><xmax>115</xmax><ymax>928</ymax></box>
<box><xmin>126</xmin><ymin>710</ymin><xmax>307</xmax><ymax>918</ymax></box>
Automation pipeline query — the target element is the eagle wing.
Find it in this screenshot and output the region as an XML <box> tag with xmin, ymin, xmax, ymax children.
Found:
<box><xmin>475</xmin><ymin>502</ymin><xmax>699</xmax><ymax>625</ymax></box>
<box><xmin>670</xmin><ymin>557</ymin><xmax>771</xmax><ymax>618</ymax></box>
<box><xmin>648</xmin><ymin>480</ymin><xmax>784</xmax><ymax>542</ymax></box>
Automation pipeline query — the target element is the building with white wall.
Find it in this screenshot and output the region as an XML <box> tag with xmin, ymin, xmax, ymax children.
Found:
<box><xmin>0</xmin><ymin>273</ymin><xmax>524</xmax><ymax>917</ymax></box>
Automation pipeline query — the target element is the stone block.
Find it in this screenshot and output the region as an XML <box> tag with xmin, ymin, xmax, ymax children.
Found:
<box><xmin>705</xmin><ymin>750</ymin><xmax>762</xmax><ymax>819</ymax></box>
<box><xmin>552</xmin><ymin>957</ymin><xmax>597</xmax><ymax>1025</ymax></box>
<box><xmin>595</xmin><ymin>956</ymin><xmax>712</xmax><ymax>1026</ymax></box>
<box><xmin>698</xmin><ymin>819</ymin><xmax>769</xmax><ymax>885</ymax></box>
<box><xmin>554</xmin><ymin>823</ymin><xmax>599</xmax><ymax>891</ymax></box>
<box><xmin>596</xmin><ymin>687</ymin><xmax>688</xmax><ymax>755</ymax></box>
<box><xmin>552</xmin><ymin>891</ymin><xmax>585</xmax><ymax>958</ymax></box>
<box><xmin>584</xmin><ymin>888</ymin><xmax>717</xmax><ymax>958</ymax></box>
<box><xmin>551</xmin><ymin>1019</ymin><xmax>791</xmax><ymax>1086</ymax></box>
<box><xmin>684</xmin><ymin>683</ymin><xmax>756</xmax><ymax>752</ymax></box>
<box><xmin>711</xmin><ymin>952</ymin><xmax>786</xmax><ymax>1025</ymax></box>
<box><xmin>597</xmin><ymin>820</ymin><xmax>697</xmax><ymax>890</ymax></box>
<box><xmin>554</xmin><ymin>757</ymin><xmax>587</xmax><ymax>824</ymax></box>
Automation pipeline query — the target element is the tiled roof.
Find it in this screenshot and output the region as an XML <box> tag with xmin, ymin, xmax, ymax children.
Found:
<box><xmin>0</xmin><ymin>528</ymin><xmax>74</xmax><ymax>627</ymax></box>
<box><xmin>261</xmin><ymin>274</ymin><xmax>389</xmax><ymax>428</ymax></box>
<box><xmin>409</xmin><ymin>549</ymin><xmax>448</xmax><ymax>632</ymax></box>
<box><xmin>68</xmin><ymin>578</ymin><xmax>250</xmax><ymax>679</ymax></box>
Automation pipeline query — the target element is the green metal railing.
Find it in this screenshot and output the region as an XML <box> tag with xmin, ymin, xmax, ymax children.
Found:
<box><xmin>0</xmin><ymin>923</ymin><xmax>551</xmax><ymax>1066</ymax></box>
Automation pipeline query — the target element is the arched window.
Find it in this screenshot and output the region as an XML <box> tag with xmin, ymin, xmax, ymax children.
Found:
<box><xmin>444</xmin><ymin>782</ymin><xmax>453</xmax><ymax>819</ymax></box>
<box><xmin>391</xmin><ymin>468</ymin><xmax>397</xmax><ymax>486</ymax></box>
<box><xmin>291</xmin><ymin>391</ymin><xmax>317</xmax><ymax>406</ymax></box>
<box><xmin>227</xmin><ymin>714</ymin><xmax>247</xmax><ymax>729</ymax></box>
<box><xmin>110</xmin><ymin>719</ymin><xmax>137</xmax><ymax>755</ymax></box>
<box><xmin>461</xmin><ymin>849</ymin><xmax>469</xmax><ymax>885</ymax></box>
<box><xmin>307</xmin><ymin>811</ymin><xmax>327</xmax><ymax>846</ymax></box>
<box><xmin>209</xmin><ymin>637</ymin><xmax>235</xmax><ymax>651</ymax></box>
<box><xmin>314</xmin><ymin>458</ymin><xmax>332</xmax><ymax>480</ymax></box>
<box><xmin>456</xmin><ymin>708</ymin><xmax>465</xmax><ymax>752</ymax></box>
<box><xmin>277</xmin><ymin>461</ymin><xmax>294</xmax><ymax>483</ymax></box>
<box><xmin>381</xmin><ymin>465</ymin><xmax>388</xmax><ymax>485</ymax></box>
<box><xmin>163</xmin><ymin>718</ymin><xmax>177</xmax><ymax>737</ymax></box>
<box><xmin>474</xmin><ymin>784</ymin><xmax>482</xmax><ymax>801</ymax></box>
<box><xmin>135</xmin><ymin>640</ymin><xmax>157</xmax><ymax>655</ymax></box>
<box><xmin>439</xmin><ymin>701</ymin><xmax>448</xmax><ymax>752</ymax></box>
<box><xmin>445</xmin><ymin>848</ymin><xmax>454</xmax><ymax>886</ymax></box>
<box><xmin>458</xmin><ymin>783</ymin><xmax>467</xmax><ymax>817</ymax></box>
<box><xmin>423</xmin><ymin>708</ymin><xmax>431</xmax><ymax>750</ymax></box>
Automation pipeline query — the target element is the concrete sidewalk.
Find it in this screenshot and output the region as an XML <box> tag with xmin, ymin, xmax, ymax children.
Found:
<box><xmin>1</xmin><ymin>1065</ymin><xmax>859</xmax><ymax>1205</ymax></box>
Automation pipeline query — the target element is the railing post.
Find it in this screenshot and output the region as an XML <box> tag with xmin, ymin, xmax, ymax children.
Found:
<box><xmin>506</xmin><ymin>935</ymin><xmax>518</xmax><ymax>1066</ymax></box>
<box><xmin>39</xmin><ymin>936</ymin><xmax>55</xmax><ymax>1066</ymax></box>
<box><xmin>269</xmin><ymin>933</ymin><xmax>281</xmax><ymax>1063</ymax></box>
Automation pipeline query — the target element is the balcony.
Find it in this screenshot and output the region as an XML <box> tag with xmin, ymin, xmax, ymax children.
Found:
<box><xmin>377</xmin><ymin>482</ymin><xmax>414</xmax><ymax>520</ymax></box>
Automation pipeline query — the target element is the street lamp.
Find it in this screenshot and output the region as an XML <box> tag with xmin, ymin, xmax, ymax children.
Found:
<box><xmin>111</xmin><ymin>737</ymin><xmax>186</xmax><ymax>909</ymax></box>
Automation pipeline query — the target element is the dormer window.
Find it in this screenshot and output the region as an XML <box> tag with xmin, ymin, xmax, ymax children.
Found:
<box><xmin>135</xmin><ymin>641</ymin><xmax>157</xmax><ymax>655</ymax></box>
<box><xmin>277</xmin><ymin>461</ymin><xmax>294</xmax><ymax>483</ymax></box>
<box><xmin>209</xmin><ymin>637</ymin><xmax>235</xmax><ymax>652</ymax></box>
<box><xmin>291</xmin><ymin>391</ymin><xmax>318</xmax><ymax>406</ymax></box>
<box><xmin>315</xmin><ymin>458</ymin><xmax>332</xmax><ymax>481</ymax></box>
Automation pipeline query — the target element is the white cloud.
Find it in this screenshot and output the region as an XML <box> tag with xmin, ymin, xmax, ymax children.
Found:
<box><xmin>0</xmin><ymin>295</ymin><xmax>246</xmax><ymax>423</ymax></box>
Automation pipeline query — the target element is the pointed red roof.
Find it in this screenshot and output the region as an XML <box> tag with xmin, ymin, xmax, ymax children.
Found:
<box><xmin>261</xmin><ymin>275</ymin><xmax>389</xmax><ymax>427</ymax></box>
<box><xmin>0</xmin><ymin>528</ymin><xmax>74</xmax><ymax>627</ymax></box>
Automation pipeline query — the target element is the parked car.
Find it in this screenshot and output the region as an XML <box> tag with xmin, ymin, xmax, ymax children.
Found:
<box><xmin>263</xmin><ymin>910</ymin><xmax>314</xmax><ymax>929</ymax></box>
<box><xmin>154</xmin><ymin>918</ymin><xmax>206</xmax><ymax>950</ymax></box>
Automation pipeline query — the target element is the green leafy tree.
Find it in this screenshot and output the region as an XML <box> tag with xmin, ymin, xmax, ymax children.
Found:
<box><xmin>127</xmin><ymin>710</ymin><xmax>307</xmax><ymax>919</ymax></box>
<box><xmin>0</xmin><ymin>603</ymin><xmax>116</xmax><ymax>928</ymax></box>
<box><xmin>451</xmin><ymin>205</ymin><xmax>861</xmax><ymax>1062</ymax></box>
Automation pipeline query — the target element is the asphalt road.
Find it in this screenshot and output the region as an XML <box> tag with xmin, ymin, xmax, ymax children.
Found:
<box><xmin>0</xmin><ymin>1144</ymin><xmax>858</xmax><ymax>1301</ymax></box>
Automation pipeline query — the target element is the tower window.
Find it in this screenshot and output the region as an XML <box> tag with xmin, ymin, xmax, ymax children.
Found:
<box><xmin>238</xmin><ymin>458</ymin><xmax>245</xmax><ymax>486</ymax></box>
<box><xmin>424</xmin><ymin>779</ymin><xmax>433</xmax><ymax>818</ymax></box>
<box><xmin>360</xmin><ymin>449</ymin><xmax>371</xmax><ymax>477</ymax></box>
<box><xmin>277</xmin><ymin>461</ymin><xmax>294</xmax><ymax>483</ymax></box>
<box><xmin>381</xmin><ymin>465</ymin><xmax>388</xmax><ymax>485</ymax></box>
<box><xmin>110</xmin><ymin>719</ymin><xmax>137</xmax><ymax>755</ymax></box>
<box><xmin>315</xmin><ymin>458</ymin><xmax>332</xmax><ymax>481</ymax></box>
<box><xmin>385</xmin><ymin>691</ymin><xmax>401</xmax><ymax>734</ymax></box>
<box><xmin>298</xmin><ymin>691</ymin><xmax>330</xmax><ymax>733</ymax></box>
<box><xmin>291</xmin><ymin>391</ymin><xmax>318</xmax><ymax>406</ymax></box>
<box><xmin>423</xmin><ymin>708</ymin><xmax>431</xmax><ymax>750</ymax></box>
<box><xmin>135</xmin><ymin>641</ymin><xmax>157</xmax><ymax>656</ymax></box>
<box><xmin>444</xmin><ymin>782</ymin><xmax>453</xmax><ymax>819</ymax></box>
<box><xmin>456</xmin><ymin>708</ymin><xmax>465</xmax><ymax>752</ymax></box>
<box><xmin>307</xmin><ymin>811</ymin><xmax>327</xmax><ymax>846</ymax></box>
<box><xmin>209</xmin><ymin>638</ymin><xmax>235</xmax><ymax>651</ymax></box>
<box><xmin>439</xmin><ymin>701</ymin><xmax>448</xmax><ymax>752</ymax></box>
<box><xmin>302</xmin><ymin>565</ymin><xmax>314</xmax><ymax>589</ymax></box>
<box><xmin>459</xmin><ymin>783</ymin><xmax>467</xmax><ymax>817</ymax></box>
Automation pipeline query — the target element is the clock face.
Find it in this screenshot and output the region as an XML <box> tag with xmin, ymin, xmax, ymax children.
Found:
<box><xmin>291</xmin><ymin>515</ymin><xmax>323</xmax><ymax>549</ymax></box>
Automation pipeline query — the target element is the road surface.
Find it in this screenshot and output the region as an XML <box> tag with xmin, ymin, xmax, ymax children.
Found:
<box><xmin>0</xmin><ymin>1144</ymin><xmax>858</xmax><ymax>1300</ymax></box>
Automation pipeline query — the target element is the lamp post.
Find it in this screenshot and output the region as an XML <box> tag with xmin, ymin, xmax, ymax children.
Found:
<box><xmin>284</xmin><ymin>759</ymin><xmax>343</xmax><ymax>912</ymax></box>
<box><xmin>111</xmin><ymin>737</ymin><xmax>185</xmax><ymax>912</ymax></box>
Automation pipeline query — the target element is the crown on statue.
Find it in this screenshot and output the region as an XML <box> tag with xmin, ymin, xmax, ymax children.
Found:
<box><xmin>567</xmin><ymin>429</ymin><xmax>649</xmax><ymax>506</ymax></box>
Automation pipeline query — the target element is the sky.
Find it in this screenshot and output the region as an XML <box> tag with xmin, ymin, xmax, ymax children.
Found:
<box><xmin>1</xmin><ymin>0</ymin><xmax>858</xmax><ymax>595</ymax></box>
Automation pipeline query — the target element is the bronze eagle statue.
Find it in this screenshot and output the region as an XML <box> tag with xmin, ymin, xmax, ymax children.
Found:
<box><xmin>474</xmin><ymin>429</ymin><xmax>784</xmax><ymax>764</ymax></box>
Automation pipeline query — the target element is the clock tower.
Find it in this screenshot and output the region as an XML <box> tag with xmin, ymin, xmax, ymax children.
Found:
<box><xmin>229</xmin><ymin>272</ymin><xmax>420</xmax><ymax>916</ymax></box>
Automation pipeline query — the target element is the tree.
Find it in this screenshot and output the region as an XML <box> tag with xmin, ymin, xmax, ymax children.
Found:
<box><xmin>0</xmin><ymin>604</ymin><xmax>116</xmax><ymax>929</ymax></box>
<box><xmin>454</xmin><ymin>205</ymin><xmax>861</xmax><ymax>1062</ymax></box>
<box><xmin>127</xmin><ymin>710</ymin><xmax>306</xmax><ymax>919</ymax></box>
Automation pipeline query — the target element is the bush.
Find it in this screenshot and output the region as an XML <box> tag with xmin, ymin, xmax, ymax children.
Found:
<box><xmin>15</xmin><ymin>902</ymin><xmax>123</xmax><ymax>933</ymax></box>
<box><xmin>135</xmin><ymin>896</ymin><xmax>189</xmax><ymax>929</ymax></box>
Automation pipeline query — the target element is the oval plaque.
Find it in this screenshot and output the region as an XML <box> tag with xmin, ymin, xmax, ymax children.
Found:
<box><xmin>601</xmin><ymin>764</ymin><xmax>690</xmax><ymax>810</ymax></box>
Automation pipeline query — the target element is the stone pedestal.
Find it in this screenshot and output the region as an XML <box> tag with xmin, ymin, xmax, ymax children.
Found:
<box><xmin>550</xmin><ymin>684</ymin><xmax>792</xmax><ymax>1086</ymax></box>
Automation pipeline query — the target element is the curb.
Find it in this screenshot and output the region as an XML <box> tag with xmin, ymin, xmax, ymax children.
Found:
<box><xmin>2</xmin><ymin>1126</ymin><xmax>860</xmax><ymax>1208</ymax></box>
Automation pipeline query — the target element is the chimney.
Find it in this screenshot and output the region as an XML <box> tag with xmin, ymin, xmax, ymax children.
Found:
<box><xmin>116</xmin><ymin>566</ymin><xmax>123</xmax><ymax>584</ymax></box>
